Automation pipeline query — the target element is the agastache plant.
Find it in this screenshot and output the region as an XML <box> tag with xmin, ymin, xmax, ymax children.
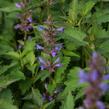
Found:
<box><xmin>79</xmin><ymin>52</ymin><xmax>109</xmax><ymax>109</ymax></box>
<box><xmin>37</xmin><ymin>15</ymin><xmax>64</xmax><ymax>73</ymax></box>
<box><xmin>36</xmin><ymin>15</ymin><xmax>64</xmax><ymax>101</ymax></box>
<box><xmin>15</xmin><ymin>0</ymin><xmax>33</xmax><ymax>40</ymax></box>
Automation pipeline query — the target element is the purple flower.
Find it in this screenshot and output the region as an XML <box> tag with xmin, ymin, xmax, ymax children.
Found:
<box><xmin>27</xmin><ymin>17</ymin><xmax>32</xmax><ymax>23</ymax></box>
<box><xmin>36</xmin><ymin>44</ymin><xmax>44</xmax><ymax>50</ymax></box>
<box><xmin>84</xmin><ymin>99</ymin><xmax>92</xmax><ymax>109</ymax></box>
<box><xmin>55</xmin><ymin>63</ymin><xmax>62</xmax><ymax>67</ymax></box>
<box><xmin>37</xmin><ymin>25</ymin><xmax>45</xmax><ymax>31</ymax></box>
<box><xmin>15</xmin><ymin>2</ymin><xmax>25</xmax><ymax>8</ymax></box>
<box><xmin>54</xmin><ymin>57</ymin><xmax>60</xmax><ymax>64</ymax></box>
<box><xmin>56</xmin><ymin>27</ymin><xmax>64</xmax><ymax>32</ymax></box>
<box><xmin>92</xmin><ymin>51</ymin><xmax>98</xmax><ymax>59</ymax></box>
<box><xmin>103</xmin><ymin>74</ymin><xmax>109</xmax><ymax>80</ymax></box>
<box><xmin>38</xmin><ymin>57</ymin><xmax>49</xmax><ymax>70</ymax></box>
<box><xmin>14</xmin><ymin>24</ymin><xmax>21</xmax><ymax>29</ymax></box>
<box><xmin>38</xmin><ymin>57</ymin><xmax>46</xmax><ymax>65</ymax></box>
<box><xmin>55</xmin><ymin>44</ymin><xmax>62</xmax><ymax>51</ymax></box>
<box><xmin>99</xmin><ymin>83</ymin><xmax>109</xmax><ymax>93</ymax></box>
<box><xmin>96</xmin><ymin>101</ymin><xmax>105</xmax><ymax>109</ymax></box>
<box><xmin>40</xmin><ymin>65</ymin><xmax>46</xmax><ymax>70</ymax></box>
<box><xmin>90</xmin><ymin>70</ymin><xmax>99</xmax><ymax>82</ymax></box>
<box><xmin>15</xmin><ymin>23</ymin><xmax>32</xmax><ymax>31</ymax></box>
<box><xmin>48</xmin><ymin>96</ymin><xmax>53</xmax><ymax>101</ymax></box>
<box><xmin>79</xmin><ymin>70</ymin><xmax>88</xmax><ymax>83</ymax></box>
<box><xmin>53</xmin><ymin>57</ymin><xmax>62</xmax><ymax>68</ymax></box>
<box><xmin>51</xmin><ymin>50</ymin><xmax>57</xmax><ymax>57</ymax></box>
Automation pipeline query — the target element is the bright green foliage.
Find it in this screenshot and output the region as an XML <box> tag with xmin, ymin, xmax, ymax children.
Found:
<box><xmin>0</xmin><ymin>0</ymin><xmax>109</xmax><ymax>109</ymax></box>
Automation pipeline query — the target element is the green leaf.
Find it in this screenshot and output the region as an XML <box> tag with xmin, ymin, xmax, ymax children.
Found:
<box><xmin>0</xmin><ymin>99</ymin><xmax>18</xmax><ymax>109</ymax></box>
<box><xmin>63</xmin><ymin>67</ymin><xmax>82</xmax><ymax>95</ymax></box>
<box><xmin>0</xmin><ymin>63</ymin><xmax>17</xmax><ymax>76</ymax></box>
<box><xmin>22</xmin><ymin>102</ymin><xmax>37</xmax><ymax>109</ymax></box>
<box><xmin>63</xmin><ymin>27</ymin><xmax>87</xmax><ymax>46</ymax></box>
<box><xmin>22</xmin><ymin>40</ymin><xmax>35</xmax><ymax>57</ymax></box>
<box><xmin>22</xmin><ymin>51</ymin><xmax>35</xmax><ymax>65</ymax></box>
<box><xmin>43</xmin><ymin>100</ymin><xmax>55</xmax><ymax>109</ymax></box>
<box><xmin>0</xmin><ymin>40</ymin><xmax>14</xmax><ymax>55</ymax></box>
<box><xmin>81</xmin><ymin>1</ymin><xmax>96</xmax><ymax>16</ymax></box>
<box><xmin>0</xmin><ymin>4</ymin><xmax>20</xmax><ymax>12</ymax></box>
<box><xmin>0</xmin><ymin>89</ymin><xmax>18</xmax><ymax>109</ymax></box>
<box><xmin>91</xmin><ymin>26</ymin><xmax>109</xmax><ymax>39</ymax></box>
<box><xmin>93</xmin><ymin>11</ymin><xmax>109</xmax><ymax>24</ymax></box>
<box><xmin>0</xmin><ymin>89</ymin><xmax>13</xmax><ymax>104</ymax></box>
<box><xmin>32</xmin><ymin>88</ymin><xmax>43</xmax><ymax>107</ymax></box>
<box><xmin>5</xmin><ymin>51</ymin><xmax>20</xmax><ymax>60</ymax></box>
<box><xmin>97</xmin><ymin>40</ymin><xmax>109</xmax><ymax>57</ymax></box>
<box><xmin>62</xmin><ymin>50</ymin><xmax>80</xmax><ymax>58</ymax></box>
<box><xmin>68</xmin><ymin>0</ymin><xmax>78</xmax><ymax>23</ymax></box>
<box><xmin>19</xmin><ymin>79</ymin><xmax>33</xmax><ymax>94</ymax></box>
<box><xmin>60</xmin><ymin>92</ymin><xmax>74</xmax><ymax>109</ymax></box>
<box><xmin>55</xmin><ymin>56</ymin><xmax>71</xmax><ymax>83</ymax></box>
<box><xmin>0</xmin><ymin>68</ymin><xmax>25</xmax><ymax>88</ymax></box>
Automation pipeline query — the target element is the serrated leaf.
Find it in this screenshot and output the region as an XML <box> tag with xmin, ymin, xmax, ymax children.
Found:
<box><xmin>55</xmin><ymin>56</ymin><xmax>71</xmax><ymax>83</ymax></box>
<box><xmin>94</xmin><ymin>13</ymin><xmax>109</xmax><ymax>24</ymax></box>
<box><xmin>22</xmin><ymin>40</ymin><xmax>35</xmax><ymax>57</ymax></box>
<box><xmin>91</xmin><ymin>26</ymin><xmax>109</xmax><ymax>39</ymax></box>
<box><xmin>63</xmin><ymin>27</ymin><xmax>87</xmax><ymax>46</ymax></box>
<box><xmin>63</xmin><ymin>67</ymin><xmax>81</xmax><ymax>95</ymax></box>
<box><xmin>22</xmin><ymin>51</ymin><xmax>35</xmax><ymax>65</ymax></box>
<box><xmin>32</xmin><ymin>88</ymin><xmax>43</xmax><ymax>107</ymax></box>
<box><xmin>0</xmin><ymin>89</ymin><xmax>13</xmax><ymax>104</ymax></box>
<box><xmin>0</xmin><ymin>63</ymin><xmax>17</xmax><ymax>76</ymax></box>
<box><xmin>0</xmin><ymin>99</ymin><xmax>18</xmax><ymax>109</ymax></box>
<box><xmin>5</xmin><ymin>51</ymin><xmax>20</xmax><ymax>59</ymax></box>
<box><xmin>0</xmin><ymin>68</ymin><xmax>25</xmax><ymax>88</ymax></box>
<box><xmin>60</xmin><ymin>92</ymin><xmax>74</xmax><ymax>109</ymax></box>
<box><xmin>81</xmin><ymin>1</ymin><xmax>96</xmax><ymax>16</ymax></box>
<box><xmin>68</xmin><ymin>0</ymin><xmax>78</xmax><ymax>23</ymax></box>
<box><xmin>22</xmin><ymin>102</ymin><xmax>37</xmax><ymax>109</ymax></box>
<box><xmin>19</xmin><ymin>79</ymin><xmax>33</xmax><ymax>94</ymax></box>
<box><xmin>43</xmin><ymin>100</ymin><xmax>55</xmax><ymax>109</ymax></box>
<box><xmin>62</xmin><ymin>50</ymin><xmax>80</xmax><ymax>58</ymax></box>
<box><xmin>97</xmin><ymin>40</ymin><xmax>109</xmax><ymax>57</ymax></box>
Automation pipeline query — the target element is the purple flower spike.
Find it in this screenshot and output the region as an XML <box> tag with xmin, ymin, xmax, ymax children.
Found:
<box><xmin>96</xmin><ymin>101</ymin><xmax>105</xmax><ymax>109</ymax></box>
<box><xmin>56</xmin><ymin>27</ymin><xmax>64</xmax><ymax>32</ymax></box>
<box><xmin>79</xmin><ymin>70</ymin><xmax>88</xmax><ymax>83</ymax></box>
<box><xmin>79</xmin><ymin>52</ymin><xmax>108</xmax><ymax>109</ymax></box>
<box><xmin>36</xmin><ymin>44</ymin><xmax>44</xmax><ymax>50</ymax></box>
